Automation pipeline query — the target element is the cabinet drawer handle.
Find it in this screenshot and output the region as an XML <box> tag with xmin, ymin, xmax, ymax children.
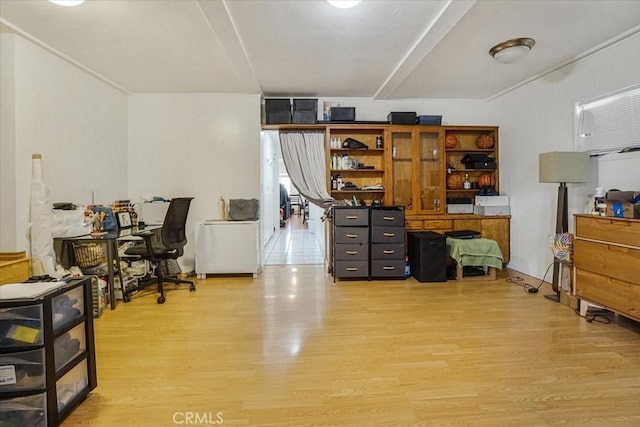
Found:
<box><xmin>346</xmin><ymin>250</ymin><xmax>359</xmax><ymax>255</ymax></box>
<box><xmin>346</xmin><ymin>234</ymin><xmax>359</xmax><ymax>238</ymax></box>
<box><xmin>383</xmin><ymin>250</ymin><xmax>395</xmax><ymax>254</ymax></box>
<box><xmin>383</xmin><ymin>216</ymin><xmax>395</xmax><ymax>221</ymax></box>
<box><xmin>608</xmin><ymin>245</ymin><xmax>629</xmax><ymax>253</ymax></box>
<box><xmin>383</xmin><ymin>266</ymin><xmax>395</xmax><ymax>270</ymax></box>
<box><xmin>346</xmin><ymin>267</ymin><xmax>359</xmax><ymax>271</ymax></box>
<box><xmin>383</xmin><ymin>233</ymin><xmax>395</xmax><ymax>237</ymax></box>
<box><xmin>346</xmin><ymin>215</ymin><xmax>359</xmax><ymax>220</ymax></box>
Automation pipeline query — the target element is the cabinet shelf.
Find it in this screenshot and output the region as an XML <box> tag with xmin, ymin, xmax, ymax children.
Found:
<box><xmin>446</xmin><ymin>168</ymin><xmax>497</xmax><ymax>172</ymax></box>
<box><xmin>332</xmin><ymin>189</ymin><xmax>385</xmax><ymax>194</ymax></box>
<box><xmin>330</xmin><ymin>169</ymin><xmax>384</xmax><ymax>173</ymax></box>
<box><xmin>330</xmin><ymin>148</ymin><xmax>384</xmax><ymax>153</ymax></box>
<box><xmin>445</xmin><ymin>148</ymin><xmax>495</xmax><ymax>153</ymax></box>
<box><xmin>446</xmin><ymin>189</ymin><xmax>481</xmax><ymax>193</ymax></box>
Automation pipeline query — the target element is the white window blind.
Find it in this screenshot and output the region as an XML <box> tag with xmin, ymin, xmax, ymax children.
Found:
<box><xmin>577</xmin><ymin>85</ymin><xmax>640</xmax><ymax>154</ymax></box>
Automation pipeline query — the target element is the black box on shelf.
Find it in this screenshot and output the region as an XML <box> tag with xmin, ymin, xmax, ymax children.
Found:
<box><xmin>265</xmin><ymin>98</ymin><xmax>292</xmax><ymax>124</ymax></box>
<box><xmin>388</xmin><ymin>112</ymin><xmax>417</xmax><ymax>125</ymax></box>
<box><xmin>266</xmin><ymin>111</ymin><xmax>291</xmax><ymax>124</ymax></box>
<box><xmin>265</xmin><ymin>98</ymin><xmax>291</xmax><ymax>112</ymax></box>
<box><xmin>417</xmin><ymin>115</ymin><xmax>442</xmax><ymax>125</ymax></box>
<box><xmin>293</xmin><ymin>98</ymin><xmax>318</xmax><ymax>111</ymax></box>
<box><xmin>330</xmin><ymin>107</ymin><xmax>356</xmax><ymax>121</ymax></box>
<box><xmin>292</xmin><ymin>110</ymin><xmax>317</xmax><ymax>124</ymax></box>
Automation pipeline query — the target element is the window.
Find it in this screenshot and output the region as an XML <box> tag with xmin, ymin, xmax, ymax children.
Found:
<box><xmin>576</xmin><ymin>85</ymin><xmax>640</xmax><ymax>154</ymax></box>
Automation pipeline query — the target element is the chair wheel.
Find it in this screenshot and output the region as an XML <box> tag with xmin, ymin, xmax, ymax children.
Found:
<box><xmin>157</xmin><ymin>296</ymin><xmax>166</xmax><ymax>304</ymax></box>
<box><xmin>123</xmin><ymin>295</ymin><xmax>131</xmax><ymax>303</ymax></box>
<box><xmin>190</xmin><ymin>284</ymin><xmax>196</xmax><ymax>291</ymax></box>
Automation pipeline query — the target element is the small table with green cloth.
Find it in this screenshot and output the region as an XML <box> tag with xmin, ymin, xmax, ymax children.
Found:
<box><xmin>446</xmin><ymin>237</ymin><xmax>503</xmax><ymax>281</ymax></box>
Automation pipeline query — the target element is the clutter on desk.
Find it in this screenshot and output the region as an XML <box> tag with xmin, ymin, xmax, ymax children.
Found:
<box><xmin>604</xmin><ymin>190</ymin><xmax>640</xmax><ymax>218</ymax></box>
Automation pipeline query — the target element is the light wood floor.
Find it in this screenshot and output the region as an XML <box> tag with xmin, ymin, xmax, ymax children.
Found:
<box><xmin>64</xmin><ymin>267</ymin><xmax>640</xmax><ymax>426</ymax></box>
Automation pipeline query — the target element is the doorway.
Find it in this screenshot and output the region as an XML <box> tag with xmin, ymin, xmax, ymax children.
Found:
<box><xmin>260</xmin><ymin>131</ymin><xmax>325</xmax><ymax>266</ymax></box>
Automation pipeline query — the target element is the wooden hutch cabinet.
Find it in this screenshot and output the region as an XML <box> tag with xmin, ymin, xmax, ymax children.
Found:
<box><xmin>262</xmin><ymin>122</ymin><xmax>510</xmax><ymax>265</ymax></box>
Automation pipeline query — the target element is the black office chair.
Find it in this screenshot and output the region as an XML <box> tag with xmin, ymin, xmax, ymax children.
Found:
<box><xmin>124</xmin><ymin>197</ymin><xmax>195</xmax><ymax>304</ymax></box>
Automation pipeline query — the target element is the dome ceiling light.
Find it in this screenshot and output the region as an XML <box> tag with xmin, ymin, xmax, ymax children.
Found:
<box><xmin>327</xmin><ymin>1</ymin><xmax>362</xmax><ymax>9</ymax></box>
<box><xmin>489</xmin><ymin>37</ymin><xmax>536</xmax><ymax>64</ymax></box>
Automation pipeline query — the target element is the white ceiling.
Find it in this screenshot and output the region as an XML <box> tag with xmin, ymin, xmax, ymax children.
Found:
<box><xmin>1</xmin><ymin>0</ymin><xmax>639</xmax><ymax>99</ymax></box>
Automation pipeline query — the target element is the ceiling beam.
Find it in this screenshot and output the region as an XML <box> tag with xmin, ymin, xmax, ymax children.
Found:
<box><xmin>374</xmin><ymin>0</ymin><xmax>476</xmax><ymax>100</ymax></box>
<box><xmin>197</xmin><ymin>0</ymin><xmax>261</xmax><ymax>95</ymax></box>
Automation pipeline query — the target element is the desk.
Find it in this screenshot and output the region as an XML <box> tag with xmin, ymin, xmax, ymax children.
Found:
<box><xmin>446</xmin><ymin>237</ymin><xmax>503</xmax><ymax>281</ymax></box>
<box><xmin>54</xmin><ymin>226</ymin><xmax>160</xmax><ymax>310</ymax></box>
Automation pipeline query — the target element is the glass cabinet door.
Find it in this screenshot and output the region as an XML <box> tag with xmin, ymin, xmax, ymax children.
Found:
<box><xmin>418</xmin><ymin>129</ymin><xmax>444</xmax><ymax>213</ymax></box>
<box><xmin>390</xmin><ymin>130</ymin><xmax>415</xmax><ymax>212</ymax></box>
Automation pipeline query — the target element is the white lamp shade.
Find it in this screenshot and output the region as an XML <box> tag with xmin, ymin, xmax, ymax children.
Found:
<box><xmin>539</xmin><ymin>152</ymin><xmax>590</xmax><ymax>183</ymax></box>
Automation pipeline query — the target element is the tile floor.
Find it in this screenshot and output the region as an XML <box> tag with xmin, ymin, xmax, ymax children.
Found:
<box><xmin>264</xmin><ymin>215</ymin><xmax>324</xmax><ymax>265</ymax></box>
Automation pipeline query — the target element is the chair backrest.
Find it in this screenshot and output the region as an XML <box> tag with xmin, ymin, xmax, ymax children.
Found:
<box><xmin>161</xmin><ymin>197</ymin><xmax>194</xmax><ymax>253</ymax></box>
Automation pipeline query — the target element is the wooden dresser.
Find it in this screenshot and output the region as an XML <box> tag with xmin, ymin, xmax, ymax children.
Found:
<box><xmin>573</xmin><ymin>214</ymin><xmax>640</xmax><ymax>321</ymax></box>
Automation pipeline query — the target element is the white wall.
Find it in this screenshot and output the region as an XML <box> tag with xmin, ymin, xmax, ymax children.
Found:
<box><xmin>127</xmin><ymin>93</ymin><xmax>261</xmax><ymax>270</ymax></box>
<box><xmin>1</xmin><ymin>35</ymin><xmax>17</xmax><ymax>250</ymax></box>
<box><xmin>0</xmin><ymin>34</ymin><xmax>128</xmax><ymax>254</ymax></box>
<box><xmin>260</xmin><ymin>130</ymin><xmax>280</xmax><ymax>250</ymax></box>
<box><xmin>489</xmin><ymin>32</ymin><xmax>640</xmax><ymax>279</ymax></box>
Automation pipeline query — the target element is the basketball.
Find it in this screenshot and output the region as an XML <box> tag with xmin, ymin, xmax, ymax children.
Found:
<box><xmin>445</xmin><ymin>134</ymin><xmax>458</xmax><ymax>149</ymax></box>
<box><xmin>476</xmin><ymin>134</ymin><xmax>495</xmax><ymax>149</ymax></box>
<box><xmin>447</xmin><ymin>173</ymin><xmax>464</xmax><ymax>189</ymax></box>
<box><xmin>477</xmin><ymin>173</ymin><xmax>496</xmax><ymax>187</ymax></box>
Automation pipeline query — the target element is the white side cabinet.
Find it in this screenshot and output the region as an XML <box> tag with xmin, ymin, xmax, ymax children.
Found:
<box><xmin>195</xmin><ymin>221</ymin><xmax>261</xmax><ymax>279</ymax></box>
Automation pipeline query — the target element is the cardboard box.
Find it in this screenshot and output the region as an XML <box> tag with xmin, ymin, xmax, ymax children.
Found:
<box><xmin>473</xmin><ymin>206</ymin><xmax>510</xmax><ymax>216</ymax></box>
<box><xmin>447</xmin><ymin>204</ymin><xmax>474</xmax><ymax>214</ymax></box>
<box><xmin>0</xmin><ymin>252</ymin><xmax>30</xmax><ymax>285</ymax></box>
<box><xmin>475</xmin><ymin>196</ymin><xmax>510</xmax><ymax>206</ymax></box>
<box><xmin>606</xmin><ymin>200</ymin><xmax>640</xmax><ymax>219</ymax></box>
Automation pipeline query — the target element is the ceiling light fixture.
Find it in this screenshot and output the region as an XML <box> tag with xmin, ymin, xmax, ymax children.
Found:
<box><xmin>327</xmin><ymin>0</ymin><xmax>362</xmax><ymax>9</ymax></box>
<box><xmin>489</xmin><ymin>38</ymin><xmax>535</xmax><ymax>64</ymax></box>
<box><xmin>49</xmin><ymin>0</ymin><xmax>85</xmax><ymax>6</ymax></box>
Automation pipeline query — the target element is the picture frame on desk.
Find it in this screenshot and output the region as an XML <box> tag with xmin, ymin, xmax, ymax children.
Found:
<box><xmin>116</xmin><ymin>211</ymin><xmax>133</xmax><ymax>228</ymax></box>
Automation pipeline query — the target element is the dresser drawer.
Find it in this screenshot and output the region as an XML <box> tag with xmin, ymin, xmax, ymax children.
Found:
<box><xmin>334</xmin><ymin>244</ymin><xmax>368</xmax><ymax>261</ymax></box>
<box><xmin>371</xmin><ymin>226</ymin><xmax>404</xmax><ymax>244</ymax></box>
<box><xmin>371</xmin><ymin>243</ymin><xmax>404</xmax><ymax>260</ymax></box>
<box><xmin>334</xmin><ymin>208</ymin><xmax>369</xmax><ymax>226</ymax></box>
<box><xmin>371</xmin><ymin>260</ymin><xmax>405</xmax><ymax>277</ymax></box>
<box><xmin>334</xmin><ymin>261</ymin><xmax>369</xmax><ymax>278</ymax></box>
<box><xmin>371</xmin><ymin>208</ymin><xmax>404</xmax><ymax>227</ymax></box>
<box><xmin>405</xmin><ymin>220</ymin><xmax>424</xmax><ymax>230</ymax></box>
<box><xmin>575</xmin><ymin>215</ymin><xmax>640</xmax><ymax>247</ymax></box>
<box><xmin>424</xmin><ymin>219</ymin><xmax>453</xmax><ymax>230</ymax></box>
<box><xmin>334</xmin><ymin>227</ymin><xmax>369</xmax><ymax>245</ymax></box>
<box><xmin>574</xmin><ymin>239</ymin><xmax>640</xmax><ymax>285</ymax></box>
<box><xmin>575</xmin><ymin>268</ymin><xmax>640</xmax><ymax>321</ymax></box>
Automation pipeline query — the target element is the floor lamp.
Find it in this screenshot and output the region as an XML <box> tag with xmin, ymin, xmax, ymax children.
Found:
<box><xmin>539</xmin><ymin>151</ymin><xmax>589</xmax><ymax>302</ymax></box>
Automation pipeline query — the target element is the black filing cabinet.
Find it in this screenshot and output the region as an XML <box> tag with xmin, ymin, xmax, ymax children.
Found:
<box><xmin>407</xmin><ymin>231</ymin><xmax>447</xmax><ymax>282</ymax></box>
<box><xmin>370</xmin><ymin>207</ymin><xmax>405</xmax><ymax>278</ymax></box>
<box><xmin>332</xmin><ymin>206</ymin><xmax>369</xmax><ymax>280</ymax></box>
<box><xmin>0</xmin><ymin>277</ymin><xmax>97</xmax><ymax>426</ymax></box>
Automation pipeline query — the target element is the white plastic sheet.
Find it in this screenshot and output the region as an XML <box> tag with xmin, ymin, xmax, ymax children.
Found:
<box><xmin>29</xmin><ymin>154</ymin><xmax>56</xmax><ymax>276</ymax></box>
